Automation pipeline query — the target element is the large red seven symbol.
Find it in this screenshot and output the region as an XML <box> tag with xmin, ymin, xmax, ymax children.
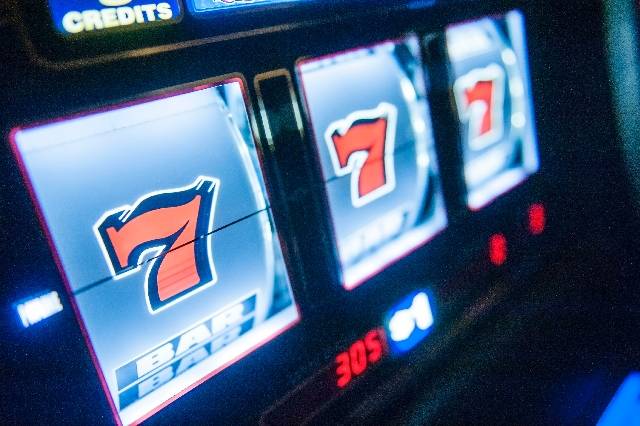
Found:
<box><xmin>325</xmin><ymin>103</ymin><xmax>398</xmax><ymax>208</ymax></box>
<box><xmin>454</xmin><ymin>63</ymin><xmax>506</xmax><ymax>151</ymax></box>
<box><xmin>94</xmin><ymin>176</ymin><xmax>220</xmax><ymax>314</ymax></box>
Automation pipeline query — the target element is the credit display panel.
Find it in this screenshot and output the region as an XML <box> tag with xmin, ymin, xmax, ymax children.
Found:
<box><xmin>297</xmin><ymin>36</ymin><xmax>448</xmax><ymax>290</ymax></box>
<box><xmin>47</xmin><ymin>0</ymin><xmax>184</xmax><ymax>35</ymax></box>
<box><xmin>10</xmin><ymin>79</ymin><xmax>299</xmax><ymax>425</ymax></box>
<box><xmin>446</xmin><ymin>10</ymin><xmax>539</xmax><ymax>210</ymax></box>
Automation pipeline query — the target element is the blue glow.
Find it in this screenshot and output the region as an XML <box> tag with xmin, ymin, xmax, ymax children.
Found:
<box><xmin>15</xmin><ymin>291</ymin><xmax>64</xmax><ymax>328</ymax></box>
<box><xmin>188</xmin><ymin>0</ymin><xmax>302</xmax><ymax>14</ymax></box>
<box><xmin>384</xmin><ymin>290</ymin><xmax>434</xmax><ymax>354</ymax></box>
<box><xmin>598</xmin><ymin>373</ymin><xmax>640</xmax><ymax>426</ymax></box>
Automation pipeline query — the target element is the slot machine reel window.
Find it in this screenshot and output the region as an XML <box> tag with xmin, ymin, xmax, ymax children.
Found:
<box><xmin>446</xmin><ymin>10</ymin><xmax>540</xmax><ymax>210</ymax></box>
<box><xmin>10</xmin><ymin>79</ymin><xmax>299</xmax><ymax>425</ymax></box>
<box><xmin>297</xmin><ymin>36</ymin><xmax>448</xmax><ymax>290</ymax></box>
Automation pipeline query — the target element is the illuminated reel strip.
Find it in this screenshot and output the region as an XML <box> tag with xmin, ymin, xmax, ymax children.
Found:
<box><xmin>448</xmin><ymin>14</ymin><xmax>538</xmax><ymax>210</ymax></box>
<box><xmin>116</xmin><ymin>294</ymin><xmax>257</xmax><ymax>409</ymax></box>
<box><xmin>332</xmin><ymin>59</ymin><xmax>441</xmax><ymax>288</ymax></box>
<box><xmin>108</xmin><ymin>86</ymin><xmax>280</xmax><ymax>423</ymax></box>
<box><xmin>10</xmin><ymin>82</ymin><xmax>292</xmax><ymax>426</ymax></box>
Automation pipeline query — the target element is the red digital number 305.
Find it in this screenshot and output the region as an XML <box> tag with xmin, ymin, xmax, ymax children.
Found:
<box><xmin>335</xmin><ymin>329</ymin><xmax>386</xmax><ymax>389</ymax></box>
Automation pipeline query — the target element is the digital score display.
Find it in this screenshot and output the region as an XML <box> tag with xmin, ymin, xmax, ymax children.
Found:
<box><xmin>261</xmin><ymin>328</ymin><xmax>388</xmax><ymax>424</ymax></box>
<box><xmin>10</xmin><ymin>79</ymin><xmax>299</xmax><ymax>425</ymax></box>
<box><xmin>335</xmin><ymin>329</ymin><xmax>386</xmax><ymax>388</ymax></box>
<box><xmin>263</xmin><ymin>289</ymin><xmax>436</xmax><ymax>423</ymax></box>
<box><xmin>446</xmin><ymin>10</ymin><xmax>540</xmax><ymax>210</ymax></box>
<box><xmin>297</xmin><ymin>36</ymin><xmax>448</xmax><ymax>290</ymax></box>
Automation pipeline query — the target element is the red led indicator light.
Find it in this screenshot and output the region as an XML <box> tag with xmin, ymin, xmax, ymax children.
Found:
<box><xmin>489</xmin><ymin>233</ymin><xmax>508</xmax><ymax>266</ymax></box>
<box><xmin>528</xmin><ymin>203</ymin><xmax>546</xmax><ymax>235</ymax></box>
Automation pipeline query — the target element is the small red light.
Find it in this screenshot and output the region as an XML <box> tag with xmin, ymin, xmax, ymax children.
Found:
<box><xmin>489</xmin><ymin>233</ymin><xmax>507</xmax><ymax>266</ymax></box>
<box><xmin>528</xmin><ymin>203</ymin><xmax>546</xmax><ymax>235</ymax></box>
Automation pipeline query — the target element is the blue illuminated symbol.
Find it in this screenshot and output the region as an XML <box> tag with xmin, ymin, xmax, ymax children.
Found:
<box><xmin>598</xmin><ymin>372</ymin><xmax>640</xmax><ymax>426</ymax></box>
<box><xmin>15</xmin><ymin>291</ymin><xmax>64</xmax><ymax>328</ymax></box>
<box><xmin>384</xmin><ymin>291</ymin><xmax>434</xmax><ymax>354</ymax></box>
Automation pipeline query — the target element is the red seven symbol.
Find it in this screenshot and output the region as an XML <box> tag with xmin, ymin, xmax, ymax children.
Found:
<box><xmin>325</xmin><ymin>103</ymin><xmax>398</xmax><ymax>208</ymax></box>
<box><xmin>94</xmin><ymin>176</ymin><xmax>220</xmax><ymax>314</ymax></box>
<box><xmin>454</xmin><ymin>63</ymin><xmax>506</xmax><ymax>151</ymax></box>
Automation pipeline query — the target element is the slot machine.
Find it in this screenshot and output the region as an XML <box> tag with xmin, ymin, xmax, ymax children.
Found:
<box><xmin>2</xmin><ymin>0</ymin><xmax>639</xmax><ymax>424</ymax></box>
